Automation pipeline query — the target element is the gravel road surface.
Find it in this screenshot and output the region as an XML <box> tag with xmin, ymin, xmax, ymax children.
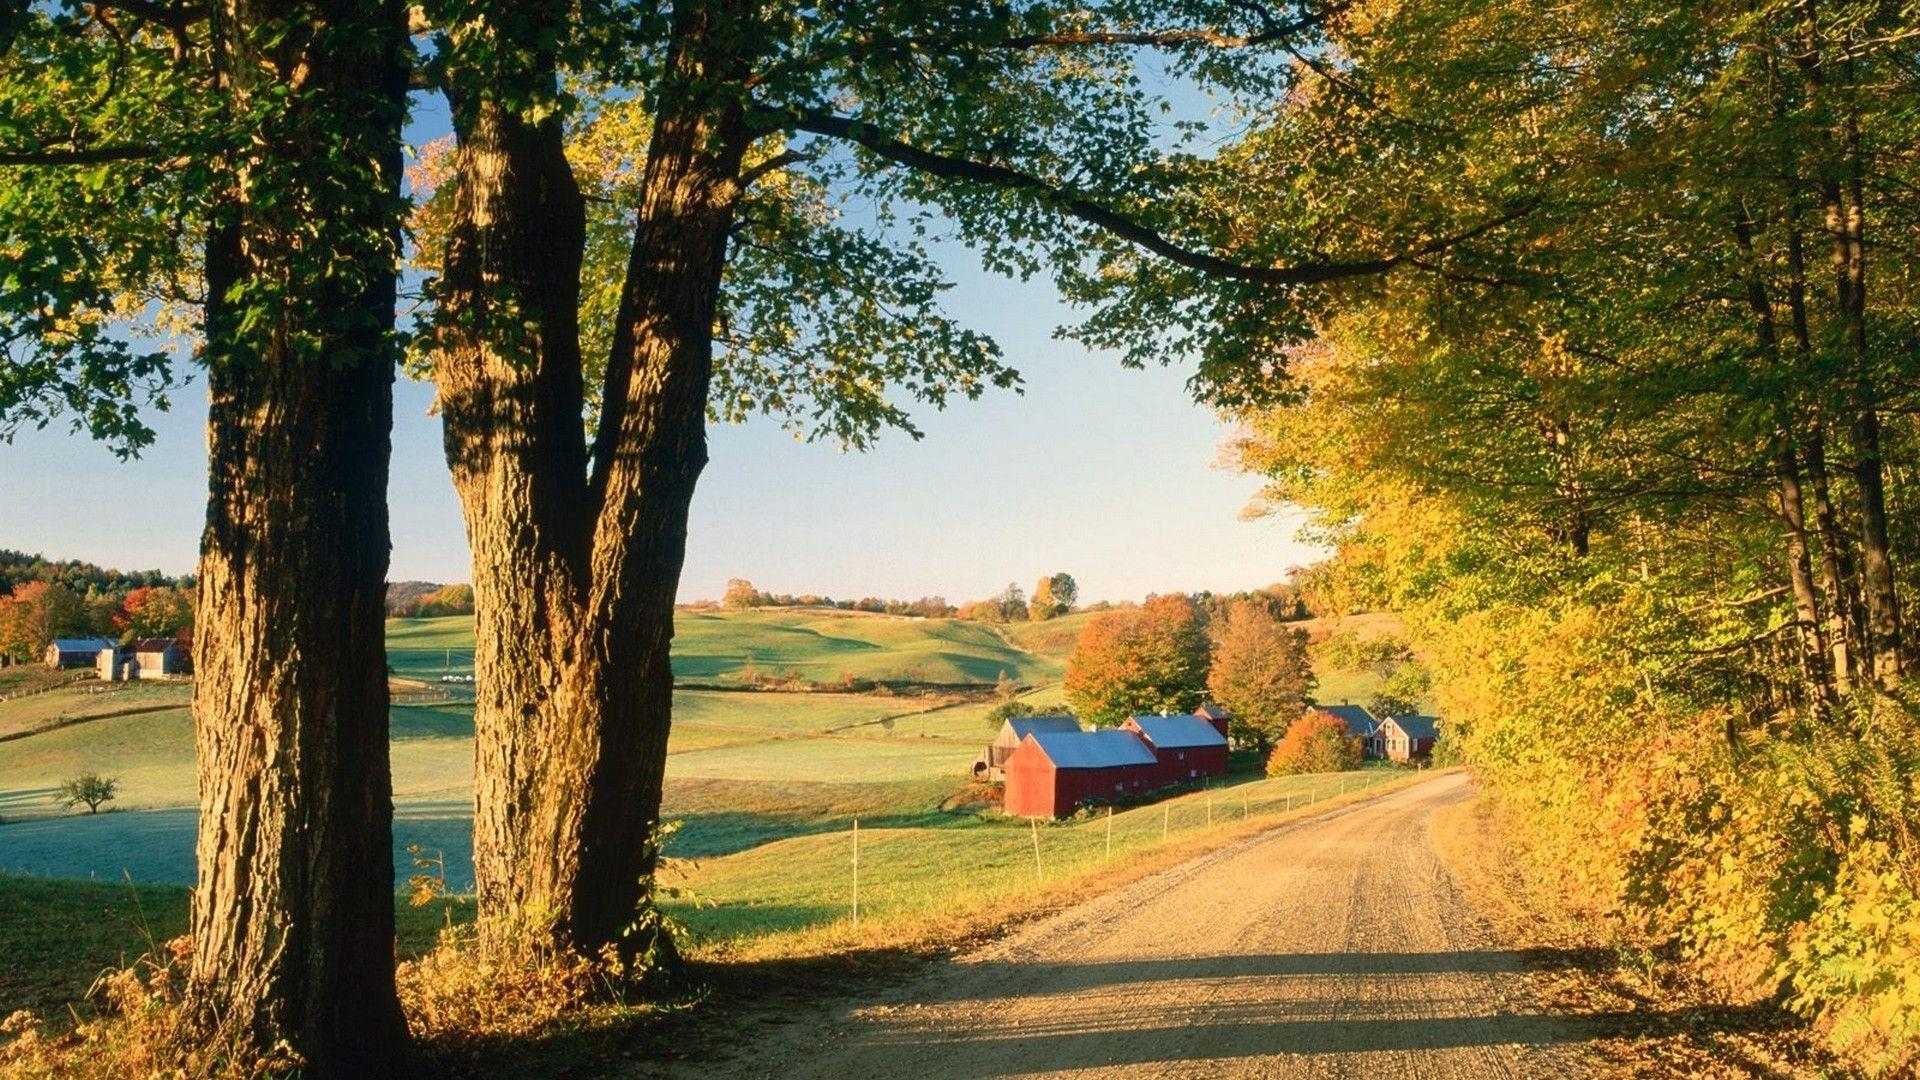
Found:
<box><xmin>663</xmin><ymin>771</ymin><xmax>1599</xmax><ymax>1079</ymax></box>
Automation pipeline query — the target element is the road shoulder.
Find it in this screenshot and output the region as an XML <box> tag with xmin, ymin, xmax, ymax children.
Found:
<box><xmin>1430</xmin><ymin>792</ymin><xmax>1834</xmax><ymax>1078</ymax></box>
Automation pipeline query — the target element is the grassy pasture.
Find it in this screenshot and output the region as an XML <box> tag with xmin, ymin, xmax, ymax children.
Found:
<box><xmin>672</xmin><ymin>609</ymin><xmax>1062</xmax><ymax>684</ymax></box>
<box><xmin>668</xmin><ymin>766</ymin><xmax>1418</xmax><ymax>954</ymax></box>
<box><xmin>0</xmin><ymin>681</ymin><xmax>190</xmax><ymax>741</ymax></box>
<box><xmin>384</xmin><ymin>608</ymin><xmax>1073</xmax><ymax>687</ymax></box>
<box><xmin>0</xmin><ymin>765</ymin><xmax>1428</xmax><ymax>1021</ymax></box>
<box><xmin>0</xmin><ymin>874</ymin><xmax>469</xmax><ymax>1020</ymax></box>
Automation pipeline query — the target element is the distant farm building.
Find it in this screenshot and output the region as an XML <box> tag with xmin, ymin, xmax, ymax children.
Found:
<box><xmin>1003</xmin><ymin>729</ymin><xmax>1163</xmax><ymax>818</ymax></box>
<box><xmin>89</xmin><ymin>638</ymin><xmax>189</xmax><ymax>681</ymax></box>
<box><xmin>1124</xmin><ymin>714</ymin><xmax>1230</xmax><ymax>786</ymax></box>
<box><xmin>1191</xmin><ymin>703</ymin><xmax>1232</xmax><ymax>740</ymax></box>
<box><xmin>44</xmin><ymin>638</ymin><xmax>119</xmax><ymax>669</ymax></box>
<box><xmin>974</xmin><ymin>714</ymin><xmax>1081</xmax><ymax>780</ymax></box>
<box><xmin>1308</xmin><ymin>704</ymin><xmax>1382</xmax><ymax>757</ymax></box>
<box><xmin>1378</xmin><ymin>714</ymin><xmax>1440</xmax><ymax>762</ymax></box>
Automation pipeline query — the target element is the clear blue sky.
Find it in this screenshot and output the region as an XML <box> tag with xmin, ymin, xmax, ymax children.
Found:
<box><xmin>0</xmin><ymin>264</ymin><xmax>1317</xmax><ymax>604</ymax></box>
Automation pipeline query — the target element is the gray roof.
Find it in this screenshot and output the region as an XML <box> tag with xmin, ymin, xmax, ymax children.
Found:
<box><xmin>1384</xmin><ymin>714</ymin><xmax>1440</xmax><ymax>740</ymax></box>
<box><xmin>999</xmin><ymin>715</ymin><xmax>1081</xmax><ymax>744</ymax></box>
<box><xmin>1313</xmin><ymin>704</ymin><xmax>1379</xmax><ymax>737</ymax></box>
<box><xmin>1025</xmin><ymin>729</ymin><xmax>1158</xmax><ymax>770</ymax></box>
<box><xmin>49</xmin><ymin>638</ymin><xmax>118</xmax><ymax>653</ymax></box>
<box><xmin>1193</xmin><ymin>703</ymin><xmax>1231</xmax><ymax>720</ymax></box>
<box><xmin>1128</xmin><ymin>714</ymin><xmax>1229</xmax><ymax>750</ymax></box>
<box><xmin>126</xmin><ymin>637</ymin><xmax>184</xmax><ymax>653</ymax></box>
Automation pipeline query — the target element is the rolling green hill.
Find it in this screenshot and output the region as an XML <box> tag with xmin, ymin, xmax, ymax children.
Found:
<box><xmin>386</xmin><ymin>608</ymin><xmax>1076</xmax><ymax>686</ymax></box>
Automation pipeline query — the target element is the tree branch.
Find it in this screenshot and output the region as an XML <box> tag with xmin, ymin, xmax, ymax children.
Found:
<box><xmin>785</xmin><ymin>109</ymin><xmax>1535</xmax><ymax>287</ymax></box>
<box><xmin>0</xmin><ymin>143</ymin><xmax>169</xmax><ymax>166</ymax></box>
<box><xmin>738</xmin><ymin>148</ymin><xmax>815</xmax><ymax>188</ymax></box>
<box><xmin>1000</xmin><ymin>3</ymin><xmax>1349</xmax><ymax>49</ymax></box>
<box><xmin>89</xmin><ymin>0</ymin><xmax>205</xmax><ymax>32</ymax></box>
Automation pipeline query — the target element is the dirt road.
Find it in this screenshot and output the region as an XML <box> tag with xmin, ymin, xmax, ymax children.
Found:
<box><xmin>664</xmin><ymin>772</ymin><xmax>1599</xmax><ymax>1079</ymax></box>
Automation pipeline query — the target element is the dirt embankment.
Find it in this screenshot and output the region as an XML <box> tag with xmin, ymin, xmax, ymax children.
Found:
<box><xmin>642</xmin><ymin>773</ymin><xmax>1606</xmax><ymax>1079</ymax></box>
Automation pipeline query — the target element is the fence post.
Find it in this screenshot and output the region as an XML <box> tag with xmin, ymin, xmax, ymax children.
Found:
<box><xmin>1106</xmin><ymin>805</ymin><xmax>1113</xmax><ymax>860</ymax></box>
<box><xmin>1031</xmin><ymin>818</ymin><xmax>1043</xmax><ymax>883</ymax></box>
<box><xmin>1162</xmin><ymin>803</ymin><xmax>1169</xmax><ymax>842</ymax></box>
<box><xmin>1340</xmin><ymin>774</ymin><xmax>1348</xmax><ymax>796</ymax></box>
<box><xmin>1207</xmin><ymin>791</ymin><xmax>1213</xmax><ymax>827</ymax></box>
<box><xmin>1243</xmin><ymin>788</ymin><xmax>1250</xmax><ymax>819</ymax></box>
<box><xmin>851</xmin><ymin>817</ymin><xmax>860</xmax><ymax>926</ymax></box>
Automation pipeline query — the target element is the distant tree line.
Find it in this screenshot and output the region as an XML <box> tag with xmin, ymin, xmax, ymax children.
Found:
<box><xmin>714</xmin><ymin>572</ymin><xmax>1340</xmax><ymax>629</ymax></box>
<box><xmin>720</xmin><ymin>579</ymin><xmax>960</xmax><ymax>618</ymax></box>
<box><xmin>385</xmin><ymin>582</ymin><xmax>477</xmax><ymax>618</ymax></box>
<box><xmin>0</xmin><ymin>549</ymin><xmax>188</xmax><ymax>598</ymax></box>
<box><xmin>0</xmin><ymin>552</ymin><xmax>197</xmax><ymax>664</ymax></box>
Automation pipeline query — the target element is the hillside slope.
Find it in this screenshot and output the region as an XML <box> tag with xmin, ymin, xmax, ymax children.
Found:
<box><xmin>387</xmin><ymin>608</ymin><xmax>1077</xmax><ymax>685</ymax></box>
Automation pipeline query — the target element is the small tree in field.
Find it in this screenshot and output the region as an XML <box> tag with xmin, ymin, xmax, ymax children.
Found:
<box><xmin>57</xmin><ymin>772</ymin><xmax>118</xmax><ymax>814</ymax></box>
<box><xmin>986</xmin><ymin>698</ymin><xmax>1037</xmax><ymax>731</ymax></box>
<box><xmin>1265</xmin><ymin>713</ymin><xmax>1361</xmax><ymax>776</ymax></box>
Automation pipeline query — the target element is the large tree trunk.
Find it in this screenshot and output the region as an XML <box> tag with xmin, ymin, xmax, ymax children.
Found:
<box><xmin>188</xmin><ymin>0</ymin><xmax>411</xmax><ymax>1072</ymax></box>
<box><xmin>438</xmin><ymin>0</ymin><xmax>752</xmax><ymax>960</ymax></box>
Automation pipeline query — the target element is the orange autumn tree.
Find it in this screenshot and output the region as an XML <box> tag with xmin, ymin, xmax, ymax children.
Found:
<box><xmin>1063</xmin><ymin>594</ymin><xmax>1210</xmax><ymax>726</ymax></box>
<box><xmin>1264</xmin><ymin>710</ymin><xmax>1361</xmax><ymax>776</ymax></box>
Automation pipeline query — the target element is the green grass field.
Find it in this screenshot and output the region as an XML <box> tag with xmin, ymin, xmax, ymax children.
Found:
<box><xmin>666</xmin><ymin>766</ymin><xmax>1415</xmax><ymax>953</ymax></box>
<box><xmin>0</xmin><ymin>765</ymin><xmax>1425</xmax><ymax>1020</ymax></box>
<box><xmin>385</xmin><ymin>608</ymin><xmax>1071</xmax><ymax>687</ymax></box>
<box><xmin>0</xmin><ymin>603</ymin><xmax>1417</xmax><ymax>1009</ymax></box>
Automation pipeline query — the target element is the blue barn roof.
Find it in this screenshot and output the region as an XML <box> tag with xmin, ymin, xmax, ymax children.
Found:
<box><xmin>1026</xmin><ymin>729</ymin><xmax>1159</xmax><ymax>770</ymax></box>
<box><xmin>1127</xmin><ymin>714</ymin><xmax>1229</xmax><ymax>750</ymax></box>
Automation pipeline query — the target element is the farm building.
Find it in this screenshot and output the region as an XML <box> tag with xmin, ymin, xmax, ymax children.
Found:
<box><xmin>98</xmin><ymin>638</ymin><xmax>189</xmax><ymax>681</ymax></box>
<box><xmin>1003</xmin><ymin>729</ymin><xmax>1162</xmax><ymax>818</ymax></box>
<box><xmin>974</xmin><ymin>714</ymin><xmax>1081</xmax><ymax>780</ymax></box>
<box><xmin>44</xmin><ymin>638</ymin><xmax>118</xmax><ymax>669</ymax></box>
<box><xmin>1124</xmin><ymin>714</ymin><xmax>1230</xmax><ymax>786</ymax></box>
<box><xmin>1192</xmin><ymin>703</ymin><xmax>1232</xmax><ymax>740</ymax></box>
<box><xmin>1378</xmin><ymin>714</ymin><xmax>1440</xmax><ymax>762</ymax></box>
<box><xmin>1307</xmin><ymin>704</ymin><xmax>1382</xmax><ymax>757</ymax></box>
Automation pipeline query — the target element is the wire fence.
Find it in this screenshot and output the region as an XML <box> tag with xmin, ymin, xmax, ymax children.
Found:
<box><xmin>824</xmin><ymin>768</ymin><xmax>1417</xmax><ymax>934</ymax></box>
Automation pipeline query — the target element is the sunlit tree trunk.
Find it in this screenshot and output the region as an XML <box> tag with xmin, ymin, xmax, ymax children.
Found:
<box><xmin>437</xmin><ymin>0</ymin><xmax>752</xmax><ymax>960</ymax></box>
<box><xmin>187</xmin><ymin>0</ymin><xmax>411</xmax><ymax>1071</ymax></box>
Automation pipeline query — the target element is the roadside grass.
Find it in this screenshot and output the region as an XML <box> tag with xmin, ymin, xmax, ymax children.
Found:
<box><xmin>0</xmin><ymin>767</ymin><xmax>1426</xmax><ymax>1025</ymax></box>
<box><xmin>0</xmin><ymin>874</ymin><xmax>475</xmax><ymax>1019</ymax></box>
<box><xmin>1429</xmin><ymin>793</ymin><xmax>1833</xmax><ymax>1078</ymax></box>
<box><xmin>671</xmin><ymin>765</ymin><xmax>1423</xmax><ymax>958</ymax></box>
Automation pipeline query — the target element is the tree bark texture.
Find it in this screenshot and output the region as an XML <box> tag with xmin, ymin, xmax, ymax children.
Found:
<box><xmin>436</xmin><ymin>0</ymin><xmax>753</xmax><ymax>958</ymax></box>
<box><xmin>1796</xmin><ymin>5</ymin><xmax>1904</xmax><ymax>688</ymax></box>
<box><xmin>189</xmin><ymin>1</ymin><xmax>411</xmax><ymax>1073</ymax></box>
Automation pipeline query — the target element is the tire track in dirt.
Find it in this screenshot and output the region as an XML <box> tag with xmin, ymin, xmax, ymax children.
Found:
<box><xmin>656</xmin><ymin>772</ymin><xmax>1604</xmax><ymax>1079</ymax></box>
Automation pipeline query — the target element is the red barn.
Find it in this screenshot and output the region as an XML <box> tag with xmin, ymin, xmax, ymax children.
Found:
<box><xmin>1003</xmin><ymin>729</ymin><xmax>1161</xmax><ymax>818</ymax></box>
<box><xmin>1192</xmin><ymin>703</ymin><xmax>1232</xmax><ymax>740</ymax></box>
<box><xmin>1124</xmin><ymin>714</ymin><xmax>1230</xmax><ymax>786</ymax></box>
